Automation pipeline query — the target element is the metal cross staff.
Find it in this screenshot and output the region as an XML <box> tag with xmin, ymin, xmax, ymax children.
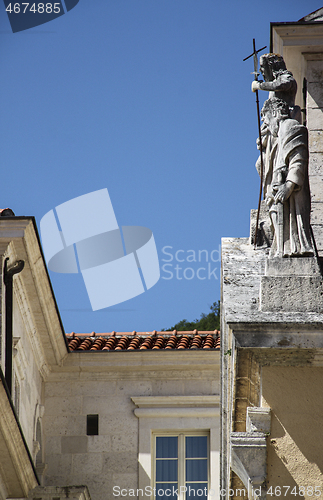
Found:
<box><xmin>243</xmin><ymin>39</ymin><xmax>266</xmax><ymax>248</ymax></box>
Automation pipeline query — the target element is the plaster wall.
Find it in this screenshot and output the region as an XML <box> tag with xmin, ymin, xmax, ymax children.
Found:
<box><xmin>43</xmin><ymin>351</ymin><xmax>220</xmax><ymax>500</ymax></box>
<box><xmin>262</xmin><ymin>366</ymin><xmax>323</xmax><ymax>496</ymax></box>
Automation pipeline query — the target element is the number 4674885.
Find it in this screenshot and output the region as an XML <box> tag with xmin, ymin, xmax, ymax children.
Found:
<box><xmin>267</xmin><ymin>486</ymin><xmax>322</xmax><ymax>497</ymax></box>
<box><xmin>6</xmin><ymin>3</ymin><xmax>61</xmax><ymax>14</ymax></box>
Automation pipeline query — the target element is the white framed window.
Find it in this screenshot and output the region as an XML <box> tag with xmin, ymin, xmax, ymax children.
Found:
<box><xmin>153</xmin><ymin>431</ymin><xmax>209</xmax><ymax>500</ymax></box>
<box><xmin>132</xmin><ymin>396</ymin><xmax>220</xmax><ymax>500</ymax></box>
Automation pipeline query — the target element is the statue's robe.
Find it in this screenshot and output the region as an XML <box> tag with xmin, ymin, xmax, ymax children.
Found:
<box><xmin>263</xmin><ymin>119</ymin><xmax>314</xmax><ymax>257</ymax></box>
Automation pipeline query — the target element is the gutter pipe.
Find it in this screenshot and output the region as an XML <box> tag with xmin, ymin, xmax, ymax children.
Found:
<box><xmin>3</xmin><ymin>258</ymin><xmax>24</xmax><ymax>395</ymax></box>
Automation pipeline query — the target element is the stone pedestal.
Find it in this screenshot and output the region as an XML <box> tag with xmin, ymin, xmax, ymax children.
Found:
<box><xmin>260</xmin><ymin>257</ymin><xmax>323</xmax><ymax>312</ymax></box>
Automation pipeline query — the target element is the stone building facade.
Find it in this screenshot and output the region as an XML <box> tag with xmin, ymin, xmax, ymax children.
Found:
<box><xmin>43</xmin><ymin>334</ymin><xmax>220</xmax><ymax>499</ymax></box>
<box><xmin>0</xmin><ymin>217</ymin><xmax>220</xmax><ymax>500</ymax></box>
<box><xmin>221</xmin><ymin>9</ymin><xmax>323</xmax><ymax>499</ymax></box>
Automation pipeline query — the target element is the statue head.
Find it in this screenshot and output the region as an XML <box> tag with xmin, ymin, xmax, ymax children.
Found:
<box><xmin>259</xmin><ymin>53</ymin><xmax>287</xmax><ymax>81</ymax></box>
<box><xmin>261</xmin><ymin>98</ymin><xmax>290</xmax><ymax>136</ymax></box>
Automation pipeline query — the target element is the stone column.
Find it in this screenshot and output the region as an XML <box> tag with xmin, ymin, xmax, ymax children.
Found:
<box><xmin>306</xmin><ymin>53</ymin><xmax>323</xmax><ymax>256</ymax></box>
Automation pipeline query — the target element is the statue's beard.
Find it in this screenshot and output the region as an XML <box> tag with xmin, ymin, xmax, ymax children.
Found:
<box><xmin>269</xmin><ymin>122</ymin><xmax>279</xmax><ymax>137</ymax></box>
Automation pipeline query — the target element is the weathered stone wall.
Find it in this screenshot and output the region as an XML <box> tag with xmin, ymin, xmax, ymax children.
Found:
<box><xmin>43</xmin><ymin>351</ymin><xmax>220</xmax><ymax>500</ymax></box>
<box><xmin>306</xmin><ymin>54</ymin><xmax>323</xmax><ymax>255</ymax></box>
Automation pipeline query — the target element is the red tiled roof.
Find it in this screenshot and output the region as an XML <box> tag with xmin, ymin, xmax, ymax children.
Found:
<box><xmin>66</xmin><ymin>331</ymin><xmax>220</xmax><ymax>352</ymax></box>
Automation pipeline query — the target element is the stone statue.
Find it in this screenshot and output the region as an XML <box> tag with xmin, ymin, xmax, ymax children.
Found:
<box><xmin>254</xmin><ymin>54</ymin><xmax>302</xmax><ymax>185</ymax></box>
<box><xmin>258</xmin><ymin>97</ymin><xmax>314</xmax><ymax>258</ymax></box>
<box><xmin>252</xmin><ymin>53</ymin><xmax>301</xmax><ymax>122</ymax></box>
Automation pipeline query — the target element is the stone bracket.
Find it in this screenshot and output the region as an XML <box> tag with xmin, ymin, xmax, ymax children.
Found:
<box><xmin>230</xmin><ymin>407</ymin><xmax>271</xmax><ymax>500</ymax></box>
<box><xmin>246</xmin><ymin>407</ymin><xmax>271</xmax><ymax>434</ymax></box>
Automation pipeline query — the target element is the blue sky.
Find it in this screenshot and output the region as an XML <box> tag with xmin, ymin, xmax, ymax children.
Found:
<box><xmin>1</xmin><ymin>0</ymin><xmax>322</xmax><ymax>333</ymax></box>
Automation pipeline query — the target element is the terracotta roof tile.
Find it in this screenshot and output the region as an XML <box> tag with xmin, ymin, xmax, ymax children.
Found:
<box><xmin>66</xmin><ymin>331</ymin><xmax>220</xmax><ymax>352</ymax></box>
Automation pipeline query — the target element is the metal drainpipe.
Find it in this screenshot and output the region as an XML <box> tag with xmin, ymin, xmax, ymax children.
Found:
<box><xmin>3</xmin><ymin>258</ymin><xmax>24</xmax><ymax>395</ymax></box>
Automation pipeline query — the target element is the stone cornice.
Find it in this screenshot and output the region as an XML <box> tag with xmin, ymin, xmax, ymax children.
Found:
<box><xmin>1</xmin><ymin>218</ymin><xmax>68</xmax><ymax>377</ymax></box>
<box><xmin>0</xmin><ymin>219</ymin><xmax>30</xmax><ymax>254</ymax></box>
<box><xmin>49</xmin><ymin>349</ymin><xmax>220</xmax><ymax>378</ymax></box>
<box><xmin>271</xmin><ymin>23</ymin><xmax>323</xmax><ymax>47</ymax></box>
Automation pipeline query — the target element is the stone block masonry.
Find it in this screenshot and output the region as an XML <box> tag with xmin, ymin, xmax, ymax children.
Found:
<box><xmin>306</xmin><ymin>54</ymin><xmax>323</xmax><ymax>255</ymax></box>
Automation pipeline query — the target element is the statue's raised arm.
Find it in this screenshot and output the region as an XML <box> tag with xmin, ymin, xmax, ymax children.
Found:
<box><xmin>252</xmin><ymin>54</ymin><xmax>301</xmax><ymax>122</ymax></box>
